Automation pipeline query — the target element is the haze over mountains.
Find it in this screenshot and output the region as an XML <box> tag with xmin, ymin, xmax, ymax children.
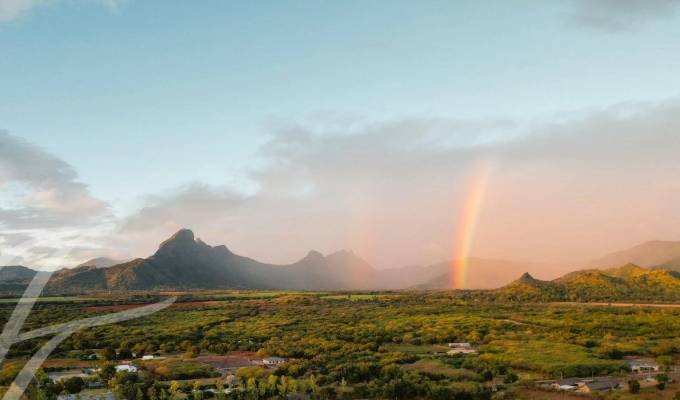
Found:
<box><xmin>2</xmin><ymin>229</ymin><xmax>680</xmax><ymax>296</ymax></box>
<box><xmin>588</xmin><ymin>240</ymin><xmax>680</xmax><ymax>269</ymax></box>
<box><xmin>77</xmin><ymin>257</ymin><xmax>128</xmax><ymax>269</ymax></box>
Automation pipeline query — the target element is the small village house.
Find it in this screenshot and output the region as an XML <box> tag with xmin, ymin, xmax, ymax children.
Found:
<box><xmin>629</xmin><ymin>360</ymin><xmax>660</xmax><ymax>373</ymax></box>
<box><xmin>263</xmin><ymin>356</ymin><xmax>286</xmax><ymax>366</ymax></box>
<box><xmin>115</xmin><ymin>364</ymin><xmax>138</xmax><ymax>373</ymax></box>
<box><xmin>447</xmin><ymin>342</ymin><xmax>477</xmax><ymax>355</ymax></box>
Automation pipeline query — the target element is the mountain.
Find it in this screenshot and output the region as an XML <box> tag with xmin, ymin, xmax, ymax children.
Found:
<box><xmin>495</xmin><ymin>272</ymin><xmax>565</xmax><ymax>300</ymax></box>
<box><xmin>0</xmin><ymin>265</ymin><xmax>38</xmax><ymax>296</ymax></box>
<box><xmin>659</xmin><ymin>257</ymin><xmax>680</xmax><ymax>272</ymax></box>
<box><xmin>409</xmin><ymin>258</ymin><xmax>550</xmax><ymax>290</ymax></box>
<box><xmin>77</xmin><ymin>257</ymin><xmax>126</xmax><ymax>269</ymax></box>
<box><xmin>0</xmin><ymin>265</ymin><xmax>37</xmax><ymax>282</ymax></box>
<box><xmin>44</xmin><ymin>229</ymin><xmax>384</xmax><ymax>293</ymax></box>
<box><xmin>590</xmin><ymin>240</ymin><xmax>680</xmax><ymax>268</ymax></box>
<box><xmin>496</xmin><ymin>263</ymin><xmax>680</xmax><ymax>301</ymax></box>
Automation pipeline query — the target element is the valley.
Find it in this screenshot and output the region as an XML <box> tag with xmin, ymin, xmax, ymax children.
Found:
<box><xmin>4</xmin><ymin>290</ymin><xmax>680</xmax><ymax>399</ymax></box>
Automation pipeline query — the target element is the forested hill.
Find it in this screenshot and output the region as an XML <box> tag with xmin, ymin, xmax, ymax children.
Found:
<box><xmin>496</xmin><ymin>264</ymin><xmax>680</xmax><ymax>301</ymax></box>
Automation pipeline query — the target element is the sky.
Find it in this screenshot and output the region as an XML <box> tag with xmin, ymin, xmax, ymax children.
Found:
<box><xmin>1</xmin><ymin>0</ymin><xmax>680</xmax><ymax>274</ymax></box>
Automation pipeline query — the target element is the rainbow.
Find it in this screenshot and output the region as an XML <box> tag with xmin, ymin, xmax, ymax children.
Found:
<box><xmin>450</xmin><ymin>165</ymin><xmax>493</xmax><ymax>289</ymax></box>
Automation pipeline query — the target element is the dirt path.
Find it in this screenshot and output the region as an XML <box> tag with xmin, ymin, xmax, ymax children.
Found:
<box><xmin>553</xmin><ymin>302</ymin><xmax>680</xmax><ymax>308</ymax></box>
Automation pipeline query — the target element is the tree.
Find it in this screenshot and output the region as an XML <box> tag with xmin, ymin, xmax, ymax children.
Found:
<box><xmin>169</xmin><ymin>381</ymin><xmax>180</xmax><ymax>396</ymax></box>
<box><xmin>503</xmin><ymin>372</ymin><xmax>519</xmax><ymax>384</ymax></box>
<box><xmin>192</xmin><ymin>381</ymin><xmax>204</xmax><ymax>400</ymax></box>
<box><xmin>62</xmin><ymin>377</ymin><xmax>85</xmax><ymax>394</ymax></box>
<box><xmin>102</xmin><ymin>347</ymin><xmax>117</xmax><ymax>361</ymax></box>
<box><xmin>628</xmin><ymin>379</ymin><xmax>640</xmax><ymax>394</ymax></box>
<box><xmin>99</xmin><ymin>362</ymin><xmax>117</xmax><ymax>381</ymax></box>
<box><xmin>657</xmin><ymin>355</ymin><xmax>674</xmax><ymax>371</ymax></box>
<box><xmin>481</xmin><ymin>370</ymin><xmax>493</xmax><ymax>381</ymax></box>
<box><xmin>147</xmin><ymin>386</ymin><xmax>158</xmax><ymax>400</ymax></box>
<box><xmin>215</xmin><ymin>382</ymin><xmax>225</xmax><ymax>400</ymax></box>
<box><xmin>136</xmin><ymin>387</ymin><xmax>144</xmax><ymax>400</ymax></box>
<box><xmin>658</xmin><ymin>373</ymin><xmax>670</xmax><ymax>390</ymax></box>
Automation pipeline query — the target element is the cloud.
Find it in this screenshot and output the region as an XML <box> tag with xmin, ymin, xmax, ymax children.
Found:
<box><xmin>0</xmin><ymin>0</ymin><xmax>125</xmax><ymax>23</ymax></box>
<box><xmin>110</xmin><ymin>99</ymin><xmax>680</xmax><ymax>270</ymax></box>
<box><xmin>568</xmin><ymin>0</ymin><xmax>680</xmax><ymax>31</ymax></box>
<box><xmin>26</xmin><ymin>245</ymin><xmax>57</xmax><ymax>260</ymax></box>
<box><xmin>0</xmin><ymin>131</ymin><xmax>110</xmax><ymax>230</ymax></box>
<box><xmin>0</xmin><ymin>232</ymin><xmax>33</xmax><ymax>246</ymax></box>
<box><xmin>8</xmin><ymin>101</ymin><xmax>680</xmax><ymax>271</ymax></box>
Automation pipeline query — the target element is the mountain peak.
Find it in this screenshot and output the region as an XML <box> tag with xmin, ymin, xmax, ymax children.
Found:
<box><xmin>303</xmin><ymin>250</ymin><xmax>325</xmax><ymax>261</ymax></box>
<box><xmin>159</xmin><ymin>229</ymin><xmax>195</xmax><ymax>247</ymax></box>
<box><xmin>519</xmin><ymin>272</ymin><xmax>535</xmax><ymax>281</ymax></box>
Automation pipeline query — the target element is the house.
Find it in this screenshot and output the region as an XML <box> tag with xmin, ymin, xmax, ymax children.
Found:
<box><xmin>549</xmin><ymin>378</ymin><xmax>583</xmax><ymax>391</ymax></box>
<box><xmin>542</xmin><ymin>377</ymin><xmax>619</xmax><ymax>393</ymax></box>
<box><xmin>577</xmin><ymin>378</ymin><xmax>619</xmax><ymax>393</ymax></box>
<box><xmin>263</xmin><ymin>356</ymin><xmax>286</xmax><ymax>366</ymax></box>
<box><xmin>447</xmin><ymin>343</ymin><xmax>477</xmax><ymax>355</ymax></box>
<box><xmin>629</xmin><ymin>360</ymin><xmax>660</xmax><ymax>373</ymax></box>
<box><xmin>115</xmin><ymin>364</ymin><xmax>138</xmax><ymax>373</ymax></box>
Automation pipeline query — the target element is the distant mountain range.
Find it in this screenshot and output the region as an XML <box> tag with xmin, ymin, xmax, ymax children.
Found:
<box><xmin>2</xmin><ymin>229</ymin><xmax>680</xmax><ymax>297</ymax></box>
<box><xmin>589</xmin><ymin>240</ymin><xmax>680</xmax><ymax>269</ymax></box>
<box><xmin>44</xmin><ymin>229</ymin><xmax>376</xmax><ymax>293</ymax></box>
<box><xmin>409</xmin><ymin>258</ymin><xmax>545</xmax><ymax>290</ymax></box>
<box><xmin>34</xmin><ymin>229</ymin><xmax>541</xmax><ymax>293</ymax></box>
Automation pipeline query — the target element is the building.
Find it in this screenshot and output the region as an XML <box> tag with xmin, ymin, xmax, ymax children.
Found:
<box><xmin>549</xmin><ymin>378</ymin><xmax>583</xmax><ymax>391</ymax></box>
<box><xmin>538</xmin><ymin>377</ymin><xmax>620</xmax><ymax>393</ymax></box>
<box><xmin>447</xmin><ymin>343</ymin><xmax>477</xmax><ymax>355</ymax></box>
<box><xmin>629</xmin><ymin>360</ymin><xmax>660</xmax><ymax>373</ymax></box>
<box><xmin>115</xmin><ymin>364</ymin><xmax>138</xmax><ymax>373</ymax></box>
<box><xmin>263</xmin><ymin>356</ymin><xmax>286</xmax><ymax>366</ymax></box>
<box><xmin>577</xmin><ymin>378</ymin><xmax>620</xmax><ymax>393</ymax></box>
<box><xmin>141</xmin><ymin>355</ymin><xmax>155</xmax><ymax>360</ymax></box>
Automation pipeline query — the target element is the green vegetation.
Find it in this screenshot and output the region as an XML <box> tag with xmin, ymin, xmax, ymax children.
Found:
<box><xmin>143</xmin><ymin>359</ymin><xmax>220</xmax><ymax>380</ymax></box>
<box><xmin>4</xmin><ymin>290</ymin><xmax>680</xmax><ymax>399</ymax></box>
<box><xmin>495</xmin><ymin>264</ymin><xmax>680</xmax><ymax>301</ymax></box>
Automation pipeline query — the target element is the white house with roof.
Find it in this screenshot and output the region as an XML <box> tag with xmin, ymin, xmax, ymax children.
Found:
<box><xmin>115</xmin><ymin>364</ymin><xmax>138</xmax><ymax>373</ymax></box>
<box><xmin>262</xmin><ymin>356</ymin><xmax>286</xmax><ymax>366</ymax></box>
<box><xmin>629</xmin><ymin>360</ymin><xmax>660</xmax><ymax>373</ymax></box>
<box><xmin>447</xmin><ymin>342</ymin><xmax>477</xmax><ymax>355</ymax></box>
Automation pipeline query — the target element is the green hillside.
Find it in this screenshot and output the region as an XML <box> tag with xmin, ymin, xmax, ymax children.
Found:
<box><xmin>497</xmin><ymin>264</ymin><xmax>680</xmax><ymax>301</ymax></box>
